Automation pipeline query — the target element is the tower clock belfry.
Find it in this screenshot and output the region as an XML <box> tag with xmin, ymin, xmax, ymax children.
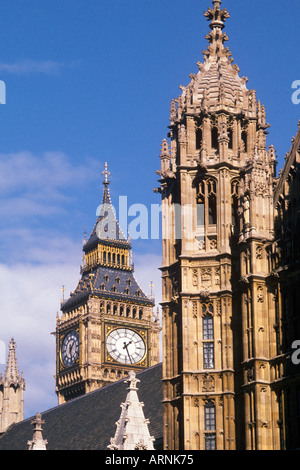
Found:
<box><xmin>156</xmin><ymin>0</ymin><xmax>281</xmax><ymax>451</ymax></box>
<box><xmin>55</xmin><ymin>164</ymin><xmax>161</xmax><ymax>404</ymax></box>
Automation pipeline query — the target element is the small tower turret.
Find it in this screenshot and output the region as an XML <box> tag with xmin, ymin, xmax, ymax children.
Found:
<box><xmin>0</xmin><ymin>338</ymin><xmax>25</xmax><ymax>433</ymax></box>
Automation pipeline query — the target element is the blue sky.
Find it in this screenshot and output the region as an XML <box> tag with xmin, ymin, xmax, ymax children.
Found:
<box><xmin>0</xmin><ymin>0</ymin><xmax>299</xmax><ymax>420</ymax></box>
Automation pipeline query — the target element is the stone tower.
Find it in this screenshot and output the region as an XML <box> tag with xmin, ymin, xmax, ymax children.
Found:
<box><xmin>55</xmin><ymin>164</ymin><xmax>161</xmax><ymax>404</ymax></box>
<box><xmin>155</xmin><ymin>0</ymin><xmax>280</xmax><ymax>450</ymax></box>
<box><xmin>0</xmin><ymin>338</ymin><xmax>25</xmax><ymax>433</ymax></box>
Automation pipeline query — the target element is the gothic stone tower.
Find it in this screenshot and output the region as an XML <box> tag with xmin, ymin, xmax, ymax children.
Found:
<box><xmin>55</xmin><ymin>164</ymin><xmax>161</xmax><ymax>404</ymax></box>
<box><xmin>0</xmin><ymin>339</ymin><xmax>25</xmax><ymax>434</ymax></box>
<box><xmin>156</xmin><ymin>1</ymin><xmax>279</xmax><ymax>450</ymax></box>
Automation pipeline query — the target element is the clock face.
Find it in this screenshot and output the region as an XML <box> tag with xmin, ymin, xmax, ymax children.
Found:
<box><xmin>106</xmin><ymin>328</ymin><xmax>146</xmax><ymax>365</ymax></box>
<box><xmin>61</xmin><ymin>330</ymin><xmax>79</xmax><ymax>367</ymax></box>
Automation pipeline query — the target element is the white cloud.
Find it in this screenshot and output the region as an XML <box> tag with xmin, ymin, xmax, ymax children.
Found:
<box><xmin>0</xmin><ymin>59</ymin><xmax>69</xmax><ymax>75</ymax></box>
<box><xmin>0</xmin><ymin>151</ymin><xmax>100</xmax><ymax>244</ymax></box>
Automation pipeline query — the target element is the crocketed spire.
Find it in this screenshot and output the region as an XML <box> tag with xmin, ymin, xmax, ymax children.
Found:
<box><xmin>4</xmin><ymin>338</ymin><xmax>21</xmax><ymax>386</ymax></box>
<box><xmin>169</xmin><ymin>0</ymin><xmax>262</xmax><ymax>122</ymax></box>
<box><xmin>108</xmin><ymin>371</ymin><xmax>155</xmax><ymax>450</ymax></box>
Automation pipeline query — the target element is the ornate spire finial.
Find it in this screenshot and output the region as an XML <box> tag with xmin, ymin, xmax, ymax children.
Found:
<box><xmin>101</xmin><ymin>162</ymin><xmax>112</xmax><ymax>205</ymax></box>
<box><xmin>203</xmin><ymin>1</ymin><xmax>231</xmax><ymax>61</ymax></box>
<box><xmin>27</xmin><ymin>412</ymin><xmax>48</xmax><ymax>450</ymax></box>
<box><xmin>204</xmin><ymin>0</ymin><xmax>230</xmax><ymax>30</ymax></box>
<box><xmin>102</xmin><ymin>162</ymin><xmax>111</xmax><ymax>187</ymax></box>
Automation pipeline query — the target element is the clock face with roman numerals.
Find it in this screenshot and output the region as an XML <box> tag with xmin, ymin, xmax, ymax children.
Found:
<box><xmin>61</xmin><ymin>330</ymin><xmax>79</xmax><ymax>367</ymax></box>
<box><xmin>106</xmin><ymin>328</ymin><xmax>146</xmax><ymax>365</ymax></box>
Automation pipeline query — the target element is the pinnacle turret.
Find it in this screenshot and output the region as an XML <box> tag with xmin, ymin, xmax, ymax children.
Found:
<box><xmin>108</xmin><ymin>371</ymin><xmax>155</xmax><ymax>450</ymax></box>
<box><xmin>4</xmin><ymin>338</ymin><xmax>21</xmax><ymax>386</ymax></box>
<box><xmin>27</xmin><ymin>412</ymin><xmax>48</xmax><ymax>450</ymax></box>
<box><xmin>0</xmin><ymin>338</ymin><xmax>25</xmax><ymax>433</ymax></box>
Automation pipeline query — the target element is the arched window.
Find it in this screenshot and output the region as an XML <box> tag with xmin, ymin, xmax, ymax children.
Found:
<box><xmin>203</xmin><ymin>313</ymin><xmax>214</xmax><ymax>340</ymax></box>
<box><xmin>197</xmin><ymin>179</ymin><xmax>217</xmax><ymax>228</ymax></box>
<box><xmin>208</xmin><ymin>179</ymin><xmax>217</xmax><ymax>225</ymax></box>
<box><xmin>202</xmin><ymin>304</ymin><xmax>214</xmax><ymax>369</ymax></box>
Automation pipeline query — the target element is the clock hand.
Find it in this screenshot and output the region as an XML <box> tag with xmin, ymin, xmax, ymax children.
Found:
<box><xmin>123</xmin><ymin>341</ymin><xmax>133</xmax><ymax>364</ymax></box>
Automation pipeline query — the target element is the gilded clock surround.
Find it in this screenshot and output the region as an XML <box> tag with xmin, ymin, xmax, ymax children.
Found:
<box><xmin>59</xmin><ymin>328</ymin><xmax>80</xmax><ymax>370</ymax></box>
<box><xmin>104</xmin><ymin>323</ymin><xmax>149</xmax><ymax>368</ymax></box>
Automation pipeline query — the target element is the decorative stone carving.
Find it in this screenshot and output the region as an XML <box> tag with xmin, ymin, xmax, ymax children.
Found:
<box><xmin>202</xmin><ymin>374</ymin><xmax>215</xmax><ymax>392</ymax></box>
<box><xmin>200</xmin><ymin>290</ymin><xmax>210</xmax><ymax>302</ymax></box>
<box><xmin>256</xmin><ymin>245</ymin><xmax>263</xmax><ymax>259</ymax></box>
<box><xmin>257</xmin><ymin>286</ymin><xmax>264</xmax><ymax>303</ymax></box>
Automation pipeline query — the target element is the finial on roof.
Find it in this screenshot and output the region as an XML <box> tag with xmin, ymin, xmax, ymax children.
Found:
<box><xmin>108</xmin><ymin>371</ymin><xmax>155</xmax><ymax>450</ymax></box>
<box><xmin>204</xmin><ymin>0</ymin><xmax>230</xmax><ymax>30</ymax></box>
<box><xmin>203</xmin><ymin>1</ymin><xmax>231</xmax><ymax>62</ymax></box>
<box><xmin>102</xmin><ymin>162</ymin><xmax>111</xmax><ymax>187</ymax></box>
<box><xmin>27</xmin><ymin>412</ymin><xmax>48</xmax><ymax>450</ymax></box>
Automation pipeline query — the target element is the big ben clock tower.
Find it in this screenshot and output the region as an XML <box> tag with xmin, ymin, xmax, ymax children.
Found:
<box><xmin>55</xmin><ymin>164</ymin><xmax>161</xmax><ymax>404</ymax></box>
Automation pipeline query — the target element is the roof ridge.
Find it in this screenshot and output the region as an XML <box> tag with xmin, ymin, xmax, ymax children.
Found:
<box><xmin>20</xmin><ymin>363</ymin><xmax>163</xmax><ymax>422</ymax></box>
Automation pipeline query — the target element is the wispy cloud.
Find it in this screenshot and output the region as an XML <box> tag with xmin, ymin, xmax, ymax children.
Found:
<box><xmin>0</xmin><ymin>150</ymin><xmax>100</xmax><ymax>265</ymax></box>
<box><xmin>0</xmin><ymin>59</ymin><xmax>73</xmax><ymax>75</ymax></box>
<box><xmin>0</xmin><ymin>150</ymin><xmax>99</xmax><ymax>195</ymax></box>
<box><xmin>0</xmin><ymin>151</ymin><xmax>99</xmax><ymax>222</ymax></box>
